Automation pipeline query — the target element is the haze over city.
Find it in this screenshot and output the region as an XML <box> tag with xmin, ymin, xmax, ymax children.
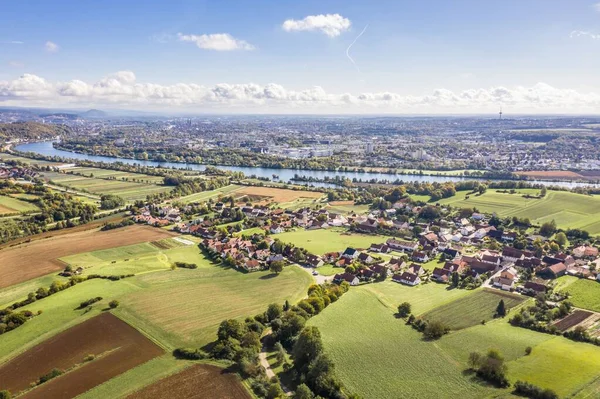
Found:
<box><xmin>2</xmin><ymin>0</ymin><xmax>600</xmax><ymax>114</ymax></box>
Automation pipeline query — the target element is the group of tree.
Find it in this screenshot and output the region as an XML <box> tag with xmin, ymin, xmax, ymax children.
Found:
<box><xmin>467</xmin><ymin>349</ymin><xmax>510</xmax><ymax>388</ymax></box>
<box><xmin>188</xmin><ymin>282</ymin><xmax>353</xmax><ymax>399</ymax></box>
<box><xmin>397</xmin><ymin>302</ymin><xmax>450</xmax><ymax>340</ymax></box>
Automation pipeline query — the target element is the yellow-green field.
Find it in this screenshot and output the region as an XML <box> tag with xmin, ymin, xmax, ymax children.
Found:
<box><xmin>40</xmin><ymin>170</ymin><xmax>172</xmax><ymax>201</ymax></box>
<box><xmin>436</xmin><ymin>189</ymin><xmax>600</xmax><ymax>234</ymax></box>
<box><xmin>0</xmin><ymin>194</ymin><xmax>39</xmax><ymax>214</ymax></box>
<box><xmin>309</xmin><ymin>283</ymin><xmax>600</xmax><ymax>399</ymax></box>
<box><xmin>276</xmin><ymin>228</ymin><xmax>392</xmax><ymax>255</ymax></box>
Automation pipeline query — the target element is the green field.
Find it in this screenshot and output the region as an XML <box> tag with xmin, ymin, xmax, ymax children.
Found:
<box><xmin>361</xmin><ymin>280</ymin><xmax>473</xmax><ymax>315</ymax></box>
<box><xmin>276</xmin><ymin>228</ymin><xmax>392</xmax><ymax>255</ymax></box>
<box><xmin>435</xmin><ymin>189</ymin><xmax>600</xmax><ymax>234</ymax></box>
<box><xmin>0</xmin><ymin>194</ymin><xmax>39</xmax><ymax>214</ymax></box>
<box><xmin>63</xmin><ymin>166</ymin><xmax>166</xmax><ymax>184</ymax></box>
<box><xmin>40</xmin><ymin>170</ymin><xmax>172</xmax><ymax>201</ymax></box>
<box><xmin>507</xmin><ymin>337</ymin><xmax>600</xmax><ymax>397</ymax></box>
<box><xmin>326</xmin><ymin>203</ymin><xmax>370</xmax><ymax>214</ymax></box>
<box><xmin>555</xmin><ymin>276</ymin><xmax>600</xmax><ymax>312</ymax></box>
<box><xmin>0</xmin><ymin>152</ymin><xmax>62</xmax><ymax>166</ymax></box>
<box><xmin>308</xmin><ymin>288</ymin><xmax>496</xmax><ymax>399</ymax></box>
<box><xmin>0</xmin><ymin>243</ymin><xmax>311</xmax><ymax>360</ymax></box>
<box><xmin>118</xmin><ymin>258</ymin><xmax>312</xmax><ymax>349</ymax></box>
<box><xmin>309</xmin><ymin>283</ymin><xmax>600</xmax><ymax>398</ymax></box>
<box><xmin>421</xmin><ymin>289</ymin><xmax>527</xmax><ymax>330</ymax></box>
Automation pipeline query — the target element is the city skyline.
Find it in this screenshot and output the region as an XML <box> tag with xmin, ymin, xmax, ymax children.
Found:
<box><xmin>2</xmin><ymin>0</ymin><xmax>600</xmax><ymax>114</ymax></box>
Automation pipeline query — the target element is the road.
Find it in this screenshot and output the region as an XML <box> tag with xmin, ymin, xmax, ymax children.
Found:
<box><xmin>294</xmin><ymin>264</ymin><xmax>335</xmax><ymax>284</ymax></box>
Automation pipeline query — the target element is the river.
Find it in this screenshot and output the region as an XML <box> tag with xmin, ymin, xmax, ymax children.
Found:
<box><xmin>14</xmin><ymin>141</ymin><xmax>599</xmax><ymax>189</ymax></box>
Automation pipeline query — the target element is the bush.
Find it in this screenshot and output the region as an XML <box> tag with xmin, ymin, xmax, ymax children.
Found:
<box><xmin>37</xmin><ymin>368</ymin><xmax>63</xmax><ymax>385</ymax></box>
<box><xmin>0</xmin><ymin>390</ymin><xmax>11</xmax><ymax>399</ymax></box>
<box><xmin>525</xmin><ymin>346</ymin><xmax>532</xmax><ymax>355</ymax></box>
<box><xmin>423</xmin><ymin>320</ymin><xmax>450</xmax><ymax>340</ymax></box>
<box><xmin>173</xmin><ymin>347</ymin><xmax>207</xmax><ymax>360</ymax></box>
<box><xmin>173</xmin><ymin>262</ymin><xmax>198</xmax><ymax>269</ymax></box>
<box><xmin>397</xmin><ymin>302</ymin><xmax>411</xmax><ymax>318</ymax></box>
<box><xmin>84</xmin><ymin>354</ymin><xmax>96</xmax><ymax>362</ymax></box>
<box><xmin>77</xmin><ymin>297</ymin><xmax>102</xmax><ymax>309</ymax></box>
<box><xmin>513</xmin><ymin>380</ymin><xmax>558</xmax><ymax>399</ymax></box>
<box><xmin>108</xmin><ymin>300</ymin><xmax>119</xmax><ymax>309</ymax></box>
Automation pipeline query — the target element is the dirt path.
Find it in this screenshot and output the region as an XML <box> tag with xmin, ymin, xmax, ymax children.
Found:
<box><xmin>259</xmin><ymin>334</ymin><xmax>292</xmax><ymax>396</ymax></box>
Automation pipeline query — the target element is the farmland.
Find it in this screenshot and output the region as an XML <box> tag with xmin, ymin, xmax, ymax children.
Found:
<box><xmin>0</xmin><ymin>194</ymin><xmax>39</xmax><ymax>214</ymax></box>
<box><xmin>276</xmin><ymin>228</ymin><xmax>392</xmax><ymax>255</ymax></box>
<box><xmin>178</xmin><ymin>184</ymin><xmax>244</xmax><ymax>204</ymax></box>
<box><xmin>236</xmin><ymin>185</ymin><xmax>323</xmax><ymax>203</ymax></box>
<box><xmin>310</xmin><ymin>283</ymin><xmax>600</xmax><ymax>398</ymax></box>
<box><xmin>421</xmin><ymin>289</ymin><xmax>526</xmax><ymax>330</ymax></box>
<box><xmin>0</xmin><ymin>313</ymin><xmax>163</xmax><ymax>398</ymax></box>
<box><xmin>117</xmin><ymin>258</ymin><xmax>312</xmax><ymax>348</ymax></box>
<box><xmin>436</xmin><ymin>189</ymin><xmax>600</xmax><ymax>234</ymax></box>
<box><xmin>126</xmin><ymin>364</ymin><xmax>252</xmax><ymax>399</ymax></box>
<box><xmin>0</xmin><ymin>225</ymin><xmax>177</xmax><ymax>289</ymax></box>
<box><xmin>555</xmin><ymin>276</ymin><xmax>600</xmax><ymax>312</ymax></box>
<box><xmin>308</xmin><ymin>288</ymin><xmax>496</xmax><ymax>399</ymax></box>
<box><xmin>39</xmin><ymin>170</ymin><xmax>172</xmax><ymax>201</ymax></box>
<box><xmin>63</xmin><ymin>166</ymin><xmax>166</xmax><ymax>184</ymax></box>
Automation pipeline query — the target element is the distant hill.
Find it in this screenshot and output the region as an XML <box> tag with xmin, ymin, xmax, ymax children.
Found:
<box><xmin>81</xmin><ymin>109</ymin><xmax>107</xmax><ymax>118</ymax></box>
<box><xmin>0</xmin><ymin>122</ymin><xmax>71</xmax><ymax>142</ymax></box>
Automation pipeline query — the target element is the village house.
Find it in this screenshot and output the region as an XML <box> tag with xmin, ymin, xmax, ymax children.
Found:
<box><xmin>539</xmin><ymin>262</ymin><xmax>567</xmax><ymax>279</ymax></box>
<box><xmin>334</xmin><ymin>272</ymin><xmax>359</xmax><ymax>286</ymax></box>
<box><xmin>431</xmin><ymin>267</ymin><xmax>451</xmax><ymax>283</ymax></box>
<box><xmin>341</xmin><ymin>247</ymin><xmax>359</xmax><ymax>260</ymax></box>
<box><xmin>386</xmin><ymin>238</ymin><xmax>419</xmax><ymax>253</ymax></box>
<box><xmin>397</xmin><ymin>271</ymin><xmax>421</xmax><ymax>286</ymax></box>
<box><xmin>412</xmin><ymin>251</ymin><xmax>429</xmax><ymax>263</ymax></box>
<box><xmin>306</xmin><ymin>254</ymin><xmax>324</xmax><ymax>268</ymax></box>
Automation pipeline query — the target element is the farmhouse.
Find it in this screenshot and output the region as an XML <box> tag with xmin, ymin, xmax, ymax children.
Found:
<box><xmin>522</xmin><ymin>281</ymin><xmax>547</xmax><ymax>296</ymax></box>
<box><xmin>539</xmin><ymin>262</ymin><xmax>567</xmax><ymax>279</ymax></box>
<box><xmin>341</xmin><ymin>247</ymin><xmax>359</xmax><ymax>260</ymax></box>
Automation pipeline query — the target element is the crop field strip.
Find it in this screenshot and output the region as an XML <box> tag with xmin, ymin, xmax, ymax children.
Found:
<box><xmin>0</xmin><ymin>194</ymin><xmax>39</xmax><ymax>214</ymax></box>
<box><xmin>437</xmin><ymin>190</ymin><xmax>600</xmax><ymax>234</ymax></box>
<box><xmin>40</xmin><ymin>171</ymin><xmax>172</xmax><ymax>201</ymax></box>
<box><xmin>126</xmin><ymin>364</ymin><xmax>252</xmax><ymax>399</ymax></box>
<box><xmin>420</xmin><ymin>288</ymin><xmax>526</xmax><ymax>330</ymax></box>
<box><xmin>552</xmin><ymin>310</ymin><xmax>594</xmax><ymax>332</ymax></box>
<box><xmin>0</xmin><ymin>225</ymin><xmax>178</xmax><ymax>289</ymax></box>
<box><xmin>0</xmin><ymin>312</ymin><xmax>163</xmax><ymax>399</ymax></box>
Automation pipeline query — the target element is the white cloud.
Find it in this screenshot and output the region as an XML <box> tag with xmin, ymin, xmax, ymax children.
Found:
<box><xmin>177</xmin><ymin>33</ymin><xmax>255</xmax><ymax>51</ymax></box>
<box><xmin>282</xmin><ymin>14</ymin><xmax>351</xmax><ymax>37</ymax></box>
<box><xmin>594</xmin><ymin>2</ymin><xmax>600</xmax><ymax>12</ymax></box>
<box><xmin>1</xmin><ymin>40</ymin><xmax>24</xmax><ymax>45</ymax></box>
<box><xmin>570</xmin><ymin>30</ymin><xmax>600</xmax><ymax>40</ymax></box>
<box><xmin>1</xmin><ymin>71</ymin><xmax>599</xmax><ymax>114</ymax></box>
<box><xmin>8</xmin><ymin>61</ymin><xmax>24</xmax><ymax>68</ymax></box>
<box><xmin>45</xmin><ymin>41</ymin><xmax>59</xmax><ymax>53</ymax></box>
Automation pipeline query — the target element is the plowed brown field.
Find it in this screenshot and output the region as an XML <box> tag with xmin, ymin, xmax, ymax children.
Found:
<box><xmin>0</xmin><ymin>312</ymin><xmax>163</xmax><ymax>398</ymax></box>
<box><xmin>127</xmin><ymin>364</ymin><xmax>252</xmax><ymax>399</ymax></box>
<box><xmin>0</xmin><ymin>225</ymin><xmax>177</xmax><ymax>288</ymax></box>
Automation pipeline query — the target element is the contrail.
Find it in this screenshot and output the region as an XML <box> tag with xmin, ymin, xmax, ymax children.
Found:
<box><xmin>346</xmin><ymin>24</ymin><xmax>368</xmax><ymax>72</ymax></box>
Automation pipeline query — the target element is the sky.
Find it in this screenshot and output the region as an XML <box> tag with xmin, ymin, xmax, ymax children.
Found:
<box><xmin>1</xmin><ymin>0</ymin><xmax>600</xmax><ymax>114</ymax></box>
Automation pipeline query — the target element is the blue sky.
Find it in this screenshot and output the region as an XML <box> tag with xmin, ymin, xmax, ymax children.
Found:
<box><xmin>1</xmin><ymin>0</ymin><xmax>600</xmax><ymax>113</ymax></box>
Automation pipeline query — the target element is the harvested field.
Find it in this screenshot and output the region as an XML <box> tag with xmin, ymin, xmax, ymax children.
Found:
<box><xmin>515</xmin><ymin>170</ymin><xmax>585</xmax><ymax>180</ymax></box>
<box><xmin>127</xmin><ymin>364</ymin><xmax>252</xmax><ymax>399</ymax></box>
<box><xmin>236</xmin><ymin>186</ymin><xmax>322</xmax><ymax>203</ymax></box>
<box><xmin>0</xmin><ymin>225</ymin><xmax>177</xmax><ymax>288</ymax></box>
<box><xmin>0</xmin><ymin>312</ymin><xmax>163</xmax><ymax>398</ymax></box>
<box><xmin>553</xmin><ymin>310</ymin><xmax>594</xmax><ymax>332</ymax></box>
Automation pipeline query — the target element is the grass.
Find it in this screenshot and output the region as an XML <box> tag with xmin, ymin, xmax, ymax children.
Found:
<box><xmin>326</xmin><ymin>202</ymin><xmax>370</xmax><ymax>215</ymax></box>
<box><xmin>308</xmin><ymin>288</ymin><xmax>496</xmax><ymax>399</ymax></box>
<box><xmin>276</xmin><ymin>228</ymin><xmax>392</xmax><ymax>255</ymax></box>
<box><xmin>436</xmin><ymin>190</ymin><xmax>600</xmax><ymax>234</ymax></box>
<box><xmin>0</xmin><ymin>194</ymin><xmax>39</xmax><ymax>214</ymax></box>
<box><xmin>315</xmin><ymin>264</ymin><xmax>343</xmax><ymax>276</ymax></box>
<box><xmin>421</xmin><ymin>289</ymin><xmax>527</xmax><ymax>330</ymax></box>
<box><xmin>437</xmin><ymin>319</ymin><xmax>553</xmax><ymax>364</ymax></box>
<box><xmin>360</xmin><ymin>280</ymin><xmax>474</xmax><ymax>315</ymax></box>
<box><xmin>117</xmin><ymin>260</ymin><xmax>313</xmax><ymax>349</ymax></box>
<box><xmin>506</xmin><ymin>337</ymin><xmax>600</xmax><ymax>397</ymax></box>
<box><xmin>40</xmin><ymin>170</ymin><xmax>172</xmax><ymax>201</ymax></box>
<box><xmin>555</xmin><ymin>277</ymin><xmax>600</xmax><ymax>312</ymax></box>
